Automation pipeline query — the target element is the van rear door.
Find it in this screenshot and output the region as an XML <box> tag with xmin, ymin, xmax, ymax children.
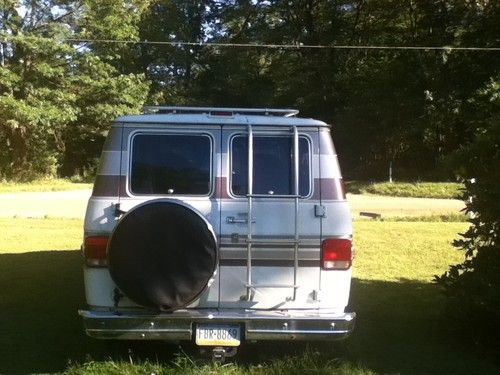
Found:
<box><xmin>218</xmin><ymin>125</ymin><xmax>321</xmax><ymax>309</ymax></box>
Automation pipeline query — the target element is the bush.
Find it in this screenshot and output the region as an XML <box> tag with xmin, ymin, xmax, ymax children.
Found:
<box><xmin>435</xmin><ymin>79</ymin><xmax>500</xmax><ymax>342</ymax></box>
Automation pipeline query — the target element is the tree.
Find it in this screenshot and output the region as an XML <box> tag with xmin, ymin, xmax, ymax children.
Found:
<box><xmin>1</xmin><ymin>0</ymin><xmax>499</xmax><ymax>181</ymax></box>
<box><xmin>0</xmin><ymin>1</ymin><xmax>150</xmax><ymax>179</ymax></box>
<box><xmin>61</xmin><ymin>54</ymin><xmax>149</xmax><ymax>176</ymax></box>
<box><xmin>0</xmin><ymin>1</ymin><xmax>79</xmax><ymax>179</ymax></box>
<box><xmin>137</xmin><ymin>0</ymin><xmax>210</xmax><ymax>104</ymax></box>
<box><xmin>62</xmin><ymin>0</ymin><xmax>151</xmax><ymax>176</ymax></box>
<box><xmin>435</xmin><ymin>78</ymin><xmax>500</xmax><ymax>339</ymax></box>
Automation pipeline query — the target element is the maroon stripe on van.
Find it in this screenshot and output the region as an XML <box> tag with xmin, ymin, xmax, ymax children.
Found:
<box><xmin>214</xmin><ymin>176</ymin><xmax>230</xmax><ymax>199</ymax></box>
<box><xmin>119</xmin><ymin>176</ymin><xmax>130</xmax><ymax>197</ymax></box>
<box><xmin>312</xmin><ymin>178</ymin><xmax>346</xmax><ymax>200</ymax></box>
<box><xmin>92</xmin><ymin>175</ymin><xmax>129</xmax><ymax>197</ymax></box>
<box><xmin>219</xmin><ymin>259</ymin><xmax>319</xmax><ymax>267</ymax></box>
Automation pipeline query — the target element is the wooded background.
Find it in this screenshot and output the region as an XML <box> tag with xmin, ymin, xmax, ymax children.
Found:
<box><xmin>1</xmin><ymin>0</ymin><xmax>499</xmax><ymax>181</ymax></box>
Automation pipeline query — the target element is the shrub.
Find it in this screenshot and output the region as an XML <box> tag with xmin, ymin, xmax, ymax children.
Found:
<box><xmin>435</xmin><ymin>79</ymin><xmax>500</xmax><ymax>341</ymax></box>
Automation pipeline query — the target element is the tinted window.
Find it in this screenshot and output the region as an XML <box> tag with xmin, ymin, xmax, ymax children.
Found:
<box><xmin>232</xmin><ymin>136</ymin><xmax>310</xmax><ymax>196</ymax></box>
<box><xmin>131</xmin><ymin>134</ymin><xmax>211</xmax><ymax>195</ymax></box>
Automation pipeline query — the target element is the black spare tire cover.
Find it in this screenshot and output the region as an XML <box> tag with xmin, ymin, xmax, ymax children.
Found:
<box><xmin>108</xmin><ymin>200</ymin><xmax>217</xmax><ymax>310</ymax></box>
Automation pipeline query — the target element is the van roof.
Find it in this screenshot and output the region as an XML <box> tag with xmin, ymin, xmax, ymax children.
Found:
<box><xmin>115</xmin><ymin>106</ymin><xmax>329</xmax><ymax>128</ymax></box>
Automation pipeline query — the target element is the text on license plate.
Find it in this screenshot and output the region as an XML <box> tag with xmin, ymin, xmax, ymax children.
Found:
<box><xmin>195</xmin><ymin>324</ymin><xmax>241</xmax><ymax>346</ymax></box>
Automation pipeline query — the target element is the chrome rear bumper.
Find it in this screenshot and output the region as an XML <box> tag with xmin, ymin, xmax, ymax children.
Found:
<box><xmin>79</xmin><ymin>309</ymin><xmax>355</xmax><ymax>342</ymax></box>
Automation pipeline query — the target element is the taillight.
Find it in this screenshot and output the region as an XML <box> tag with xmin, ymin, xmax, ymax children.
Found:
<box><xmin>84</xmin><ymin>236</ymin><xmax>109</xmax><ymax>267</ymax></box>
<box><xmin>321</xmin><ymin>238</ymin><xmax>352</xmax><ymax>270</ymax></box>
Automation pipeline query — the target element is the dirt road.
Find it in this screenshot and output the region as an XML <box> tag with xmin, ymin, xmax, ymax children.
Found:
<box><xmin>0</xmin><ymin>189</ymin><xmax>464</xmax><ymax>219</ymax></box>
<box><xmin>0</xmin><ymin>189</ymin><xmax>91</xmax><ymax>218</ymax></box>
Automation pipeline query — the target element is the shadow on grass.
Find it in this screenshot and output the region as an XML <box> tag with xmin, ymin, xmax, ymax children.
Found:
<box><xmin>0</xmin><ymin>250</ymin><xmax>180</xmax><ymax>374</ymax></box>
<box><xmin>346</xmin><ymin>278</ymin><xmax>500</xmax><ymax>375</ymax></box>
<box><xmin>0</xmin><ymin>251</ymin><xmax>499</xmax><ymax>374</ymax></box>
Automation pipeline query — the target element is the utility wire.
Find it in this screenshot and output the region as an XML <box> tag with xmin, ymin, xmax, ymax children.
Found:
<box><xmin>62</xmin><ymin>38</ymin><xmax>500</xmax><ymax>52</ymax></box>
<box><xmin>1</xmin><ymin>35</ymin><xmax>498</xmax><ymax>51</ymax></box>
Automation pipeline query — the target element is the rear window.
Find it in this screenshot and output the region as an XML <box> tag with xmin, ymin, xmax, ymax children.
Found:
<box><xmin>231</xmin><ymin>135</ymin><xmax>310</xmax><ymax>196</ymax></box>
<box><xmin>130</xmin><ymin>133</ymin><xmax>211</xmax><ymax>195</ymax></box>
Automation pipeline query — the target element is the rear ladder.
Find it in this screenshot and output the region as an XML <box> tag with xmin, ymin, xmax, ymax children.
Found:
<box><xmin>245</xmin><ymin>124</ymin><xmax>301</xmax><ymax>301</ymax></box>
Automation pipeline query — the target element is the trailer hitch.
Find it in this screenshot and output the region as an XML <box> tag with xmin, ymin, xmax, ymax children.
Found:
<box><xmin>212</xmin><ymin>346</ymin><xmax>237</xmax><ymax>363</ymax></box>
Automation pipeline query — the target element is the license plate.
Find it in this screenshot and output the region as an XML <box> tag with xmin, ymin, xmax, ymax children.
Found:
<box><xmin>195</xmin><ymin>324</ymin><xmax>241</xmax><ymax>346</ymax></box>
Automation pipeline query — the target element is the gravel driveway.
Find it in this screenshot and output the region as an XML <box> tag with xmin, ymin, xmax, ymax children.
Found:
<box><xmin>0</xmin><ymin>189</ymin><xmax>465</xmax><ymax>219</ymax></box>
<box><xmin>0</xmin><ymin>189</ymin><xmax>92</xmax><ymax>218</ymax></box>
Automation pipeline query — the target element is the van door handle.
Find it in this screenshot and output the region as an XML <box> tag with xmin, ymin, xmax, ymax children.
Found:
<box><xmin>226</xmin><ymin>216</ymin><xmax>256</xmax><ymax>224</ymax></box>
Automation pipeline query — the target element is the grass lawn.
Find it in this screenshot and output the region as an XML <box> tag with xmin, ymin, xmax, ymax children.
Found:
<box><xmin>0</xmin><ymin>178</ymin><xmax>92</xmax><ymax>193</ymax></box>
<box><xmin>0</xmin><ymin>218</ymin><xmax>498</xmax><ymax>374</ymax></box>
<box><xmin>347</xmin><ymin>181</ymin><xmax>462</xmax><ymax>199</ymax></box>
<box><xmin>353</xmin><ymin>221</ymin><xmax>466</xmax><ymax>281</ymax></box>
<box><xmin>348</xmin><ymin>194</ymin><xmax>464</xmax><ymax>218</ymax></box>
<box><xmin>0</xmin><ymin>218</ymin><xmax>83</xmax><ymax>252</ymax></box>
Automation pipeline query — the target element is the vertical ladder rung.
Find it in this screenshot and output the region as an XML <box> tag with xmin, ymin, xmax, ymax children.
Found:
<box><xmin>246</xmin><ymin>122</ymin><xmax>253</xmax><ymax>301</ymax></box>
<box><xmin>292</xmin><ymin>125</ymin><xmax>300</xmax><ymax>301</ymax></box>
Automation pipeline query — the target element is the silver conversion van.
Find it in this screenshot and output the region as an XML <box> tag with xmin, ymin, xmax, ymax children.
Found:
<box><xmin>80</xmin><ymin>106</ymin><xmax>355</xmax><ymax>360</ymax></box>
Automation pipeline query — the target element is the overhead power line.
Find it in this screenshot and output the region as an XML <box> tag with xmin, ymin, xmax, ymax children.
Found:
<box><xmin>62</xmin><ymin>38</ymin><xmax>500</xmax><ymax>52</ymax></box>
<box><xmin>2</xmin><ymin>35</ymin><xmax>498</xmax><ymax>52</ymax></box>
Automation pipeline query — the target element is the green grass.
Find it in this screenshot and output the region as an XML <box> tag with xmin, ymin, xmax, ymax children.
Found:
<box><xmin>353</xmin><ymin>221</ymin><xmax>467</xmax><ymax>282</ymax></box>
<box><xmin>381</xmin><ymin>213</ymin><xmax>467</xmax><ymax>222</ymax></box>
<box><xmin>356</xmin><ymin>213</ymin><xmax>468</xmax><ymax>222</ymax></box>
<box><xmin>0</xmin><ymin>217</ymin><xmax>83</xmax><ymax>253</ymax></box>
<box><xmin>0</xmin><ymin>178</ymin><xmax>92</xmax><ymax>193</ymax></box>
<box><xmin>63</xmin><ymin>352</ymin><xmax>375</xmax><ymax>375</ymax></box>
<box><xmin>0</xmin><ymin>218</ymin><xmax>498</xmax><ymax>374</ymax></box>
<box><xmin>347</xmin><ymin>181</ymin><xmax>462</xmax><ymax>199</ymax></box>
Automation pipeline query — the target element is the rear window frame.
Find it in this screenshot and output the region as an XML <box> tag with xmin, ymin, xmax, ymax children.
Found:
<box><xmin>229</xmin><ymin>133</ymin><xmax>313</xmax><ymax>199</ymax></box>
<box><xmin>127</xmin><ymin>130</ymin><xmax>214</xmax><ymax>197</ymax></box>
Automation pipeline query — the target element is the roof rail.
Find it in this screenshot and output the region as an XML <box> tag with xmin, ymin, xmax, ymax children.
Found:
<box><xmin>143</xmin><ymin>106</ymin><xmax>299</xmax><ymax>117</ymax></box>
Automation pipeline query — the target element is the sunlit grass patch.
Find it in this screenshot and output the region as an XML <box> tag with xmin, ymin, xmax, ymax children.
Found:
<box><xmin>355</xmin><ymin>213</ymin><xmax>467</xmax><ymax>222</ymax></box>
<box><xmin>347</xmin><ymin>181</ymin><xmax>462</xmax><ymax>199</ymax></box>
<box><xmin>0</xmin><ymin>178</ymin><xmax>92</xmax><ymax>193</ymax></box>
<box><xmin>353</xmin><ymin>221</ymin><xmax>467</xmax><ymax>282</ymax></box>
<box><xmin>0</xmin><ymin>217</ymin><xmax>83</xmax><ymax>253</ymax></box>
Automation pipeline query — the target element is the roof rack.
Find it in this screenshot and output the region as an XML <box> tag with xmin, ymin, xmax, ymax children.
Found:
<box><xmin>143</xmin><ymin>106</ymin><xmax>299</xmax><ymax>117</ymax></box>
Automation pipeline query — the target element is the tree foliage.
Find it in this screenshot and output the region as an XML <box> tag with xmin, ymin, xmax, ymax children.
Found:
<box><xmin>0</xmin><ymin>2</ymin><xmax>77</xmax><ymax>178</ymax></box>
<box><xmin>0</xmin><ymin>0</ymin><xmax>499</xmax><ymax>180</ymax></box>
<box><xmin>435</xmin><ymin>78</ymin><xmax>500</xmax><ymax>339</ymax></box>
<box><xmin>0</xmin><ymin>0</ymin><xmax>149</xmax><ymax>180</ymax></box>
